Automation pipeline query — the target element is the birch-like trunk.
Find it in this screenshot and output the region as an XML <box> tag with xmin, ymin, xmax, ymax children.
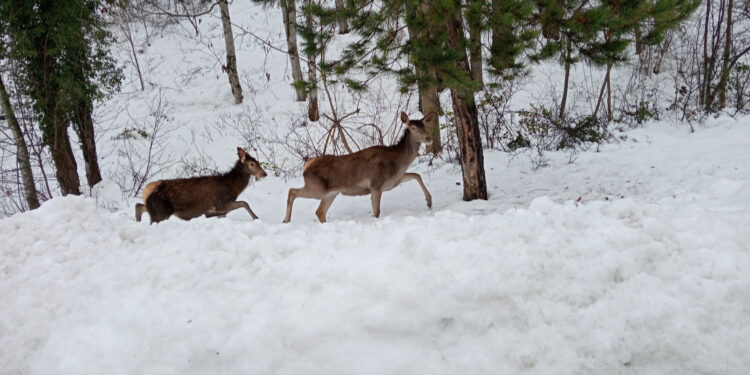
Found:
<box><xmin>280</xmin><ymin>0</ymin><xmax>307</xmax><ymax>101</ymax></box>
<box><xmin>0</xmin><ymin>74</ymin><xmax>40</xmax><ymax>209</ymax></box>
<box><xmin>218</xmin><ymin>0</ymin><xmax>243</xmax><ymax>104</ymax></box>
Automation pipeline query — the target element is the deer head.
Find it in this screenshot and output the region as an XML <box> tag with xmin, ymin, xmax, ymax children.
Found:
<box><xmin>400</xmin><ymin>112</ymin><xmax>434</xmax><ymax>145</ymax></box>
<box><xmin>237</xmin><ymin>147</ymin><xmax>268</xmax><ymax>179</ymax></box>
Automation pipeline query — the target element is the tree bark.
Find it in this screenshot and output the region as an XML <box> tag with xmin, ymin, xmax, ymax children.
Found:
<box><xmin>0</xmin><ymin>74</ymin><xmax>40</xmax><ymax>209</ymax></box>
<box><xmin>716</xmin><ymin>0</ymin><xmax>734</xmax><ymax>109</ymax></box>
<box><xmin>467</xmin><ymin>0</ymin><xmax>483</xmax><ymax>89</ymax></box>
<box><xmin>701</xmin><ymin>0</ymin><xmax>711</xmax><ymax>106</ymax></box>
<box><xmin>280</xmin><ymin>0</ymin><xmax>307</xmax><ymax>102</ymax></box>
<box><xmin>49</xmin><ymin>118</ymin><xmax>81</xmax><ymax>196</ymax></box>
<box><xmin>559</xmin><ymin>38</ymin><xmax>572</xmax><ymax>119</ymax></box>
<box><xmin>72</xmin><ymin>99</ymin><xmax>102</xmax><ymax>188</ymax></box>
<box><xmin>704</xmin><ymin>0</ymin><xmax>726</xmax><ymax>111</ymax></box>
<box><xmin>304</xmin><ymin>0</ymin><xmax>319</xmax><ymax>121</ymax></box>
<box><xmin>593</xmin><ymin>65</ymin><xmax>608</xmax><ymax>118</ymax></box>
<box><xmin>420</xmin><ymin>81</ymin><xmax>442</xmax><ymax>154</ymax></box>
<box><xmin>446</xmin><ymin>10</ymin><xmax>487</xmax><ymax>201</ymax></box>
<box><xmin>334</xmin><ymin>0</ymin><xmax>349</xmax><ymax>34</ymax></box>
<box><xmin>218</xmin><ymin>0</ymin><xmax>243</xmax><ymax>104</ymax></box>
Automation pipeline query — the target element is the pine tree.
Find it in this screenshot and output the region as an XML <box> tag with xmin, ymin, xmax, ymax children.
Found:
<box><xmin>533</xmin><ymin>0</ymin><xmax>699</xmax><ymax>119</ymax></box>
<box><xmin>0</xmin><ymin>0</ymin><xmax>121</xmax><ymax>194</ymax></box>
<box><xmin>335</xmin><ymin>0</ymin><xmax>488</xmax><ymax>199</ymax></box>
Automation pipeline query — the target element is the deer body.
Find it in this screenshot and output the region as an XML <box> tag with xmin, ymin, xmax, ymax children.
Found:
<box><xmin>283</xmin><ymin>112</ymin><xmax>433</xmax><ymax>223</ymax></box>
<box><xmin>136</xmin><ymin>148</ymin><xmax>267</xmax><ymax>223</ymax></box>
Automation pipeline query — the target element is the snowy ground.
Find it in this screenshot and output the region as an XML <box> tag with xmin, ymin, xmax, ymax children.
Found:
<box><xmin>2</xmin><ymin>115</ymin><xmax>750</xmax><ymax>374</ymax></box>
<box><xmin>2</xmin><ymin>1</ymin><xmax>750</xmax><ymax>373</ymax></box>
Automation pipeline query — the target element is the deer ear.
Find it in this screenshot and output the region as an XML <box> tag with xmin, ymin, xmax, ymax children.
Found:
<box><xmin>400</xmin><ymin>111</ymin><xmax>409</xmax><ymax>123</ymax></box>
<box><xmin>423</xmin><ymin>113</ymin><xmax>435</xmax><ymax>123</ymax></box>
<box><xmin>237</xmin><ymin>147</ymin><xmax>246</xmax><ymax>160</ymax></box>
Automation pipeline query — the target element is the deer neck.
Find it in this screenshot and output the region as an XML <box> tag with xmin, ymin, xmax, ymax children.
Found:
<box><xmin>223</xmin><ymin>161</ymin><xmax>251</xmax><ymax>193</ymax></box>
<box><xmin>393</xmin><ymin>129</ymin><xmax>421</xmax><ymax>166</ymax></box>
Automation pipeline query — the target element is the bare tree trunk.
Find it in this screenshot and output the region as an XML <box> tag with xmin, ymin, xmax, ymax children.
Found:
<box><xmin>704</xmin><ymin>0</ymin><xmax>726</xmax><ymax>111</ymax></box>
<box><xmin>218</xmin><ymin>0</ymin><xmax>243</xmax><ymax>104</ymax></box>
<box><xmin>701</xmin><ymin>0</ymin><xmax>711</xmax><ymax>106</ymax></box>
<box><xmin>593</xmin><ymin>64</ymin><xmax>609</xmax><ymax>118</ymax></box>
<box><xmin>606</xmin><ymin>69</ymin><xmax>612</xmax><ymax>121</ymax></box>
<box><xmin>334</xmin><ymin>0</ymin><xmax>349</xmax><ymax>34</ymax></box>
<box><xmin>559</xmin><ymin>39</ymin><xmax>572</xmax><ymax>119</ymax></box>
<box><xmin>49</xmin><ymin>120</ymin><xmax>81</xmax><ymax>196</ymax></box>
<box><xmin>446</xmin><ymin>10</ymin><xmax>487</xmax><ymax>201</ymax></box>
<box><xmin>113</xmin><ymin>4</ymin><xmax>144</xmax><ymax>91</ymax></box>
<box><xmin>0</xmin><ymin>74</ymin><xmax>40</xmax><ymax>209</ymax></box>
<box><xmin>467</xmin><ymin>0</ymin><xmax>483</xmax><ymax>89</ymax></box>
<box><xmin>421</xmin><ymin>81</ymin><xmax>442</xmax><ymax>154</ymax></box>
<box><xmin>72</xmin><ymin>99</ymin><xmax>102</xmax><ymax>188</ymax></box>
<box><xmin>304</xmin><ymin>0</ymin><xmax>319</xmax><ymax>121</ymax></box>
<box><xmin>280</xmin><ymin>0</ymin><xmax>307</xmax><ymax>101</ymax></box>
<box><xmin>716</xmin><ymin>0</ymin><xmax>734</xmax><ymax>109</ymax></box>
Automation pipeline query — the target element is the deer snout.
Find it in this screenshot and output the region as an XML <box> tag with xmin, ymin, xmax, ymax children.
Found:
<box><xmin>259</xmin><ymin>171</ymin><xmax>268</xmax><ymax>179</ymax></box>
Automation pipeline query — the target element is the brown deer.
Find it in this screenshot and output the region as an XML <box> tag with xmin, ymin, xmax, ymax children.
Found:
<box><xmin>135</xmin><ymin>147</ymin><xmax>267</xmax><ymax>223</ymax></box>
<box><xmin>283</xmin><ymin>111</ymin><xmax>433</xmax><ymax>223</ymax></box>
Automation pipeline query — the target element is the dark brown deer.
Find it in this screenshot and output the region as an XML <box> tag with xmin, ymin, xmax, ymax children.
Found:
<box><xmin>283</xmin><ymin>111</ymin><xmax>433</xmax><ymax>223</ymax></box>
<box><xmin>135</xmin><ymin>147</ymin><xmax>267</xmax><ymax>223</ymax></box>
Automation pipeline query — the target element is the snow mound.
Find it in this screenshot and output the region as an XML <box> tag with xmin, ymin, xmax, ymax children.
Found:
<box><xmin>2</xmin><ymin>192</ymin><xmax>749</xmax><ymax>374</ymax></box>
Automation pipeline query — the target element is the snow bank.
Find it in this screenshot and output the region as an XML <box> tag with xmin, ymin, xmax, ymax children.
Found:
<box><xmin>2</xmin><ymin>184</ymin><xmax>749</xmax><ymax>374</ymax></box>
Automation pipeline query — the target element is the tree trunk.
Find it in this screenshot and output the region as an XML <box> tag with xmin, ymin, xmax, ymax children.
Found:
<box><xmin>72</xmin><ymin>99</ymin><xmax>102</xmax><ymax>188</ymax></box>
<box><xmin>467</xmin><ymin>0</ymin><xmax>483</xmax><ymax>89</ymax></box>
<box><xmin>606</xmin><ymin>68</ymin><xmax>612</xmax><ymax>121</ymax></box>
<box><xmin>407</xmin><ymin>7</ymin><xmax>442</xmax><ymax>154</ymax></box>
<box><xmin>593</xmin><ymin>65</ymin><xmax>608</xmax><ymax>118</ymax></box>
<box><xmin>701</xmin><ymin>0</ymin><xmax>711</xmax><ymax>106</ymax></box>
<box><xmin>49</xmin><ymin>119</ymin><xmax>81</xmax><ymax>196</ymax></box>
<box><xmin>334</xmin><ymin>0</ymin><xmax>349</xmax><ymax>34</ymax></box>
<box><xmin>304</xmin><ymin>0</ymin><xmax>319</xmax><ymax>121</ymax></box>
<box><xmin>280</xmin><ymin>0</ymin><xmax>307</xmax><ymax>102</ymax></box>
<box><xmin>446</xmin><ymin>10</ymin><xmax>488</xmax><ymax>201</ymax></box>
<box><xmin>704</xmin><ymin>0</ymin><xmax>725</xmax><ymax>111</ymax></box>
<box><xmin>716</xmin><ymin>0</ymin><xmax>734</xmax><ymax>109</ymax></box>
<box><xmin>421</xmin><ymin>82</ymin><xmax>442</xmax><ymax>154</ymax></box>
<box><xmin>559</xmin><ymin>39</ymin><xmax>572</xmax><ymax>119</ymax></box>
<box><xmin>218</xmin><ymin>0</ymin><xmax>243</xmax><ymax>104</ymax></box>
<box><xmin>0</xmin><ymin>74</ymin><xmax>40</xmax><ymax>209</ymax></box>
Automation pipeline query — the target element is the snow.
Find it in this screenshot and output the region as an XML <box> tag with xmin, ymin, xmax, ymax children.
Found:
<box><xmin>2</xmin><ymin>1</ymin><xmax>750</xmax><ymax>373</ymax></box>
<box><xmin>3</xmin><ymin>117</ymin><xmax>750</xmax><ymax>374</ymax></box>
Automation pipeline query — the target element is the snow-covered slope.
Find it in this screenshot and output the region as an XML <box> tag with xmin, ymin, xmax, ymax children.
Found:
<box><xmin>2</xmin><ymin>1</ymin><xmax>750</xmax><ymax>373</ymax></box>
<box><xmin>2</xmin><ymin>115</ymin><xmax>749</xmax><ymax>374</ymax></box>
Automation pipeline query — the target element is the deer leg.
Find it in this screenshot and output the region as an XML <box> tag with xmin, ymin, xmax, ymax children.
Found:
<box><xmin>284</xmin><ymin>177</ymin><xmax>328</xmax><ymax>223</ymax></box>
<box><xmin>204</xmin><ymin>207</ymin><xmax>227</xmax><ymax>218</ymax></box>
<box><xmin>315</xmin><ymin>193</ymin><xmax>339</xmax><ymax>223</ymax></box>
<box><xmin>135</xmin><ymin>203</ymin><xmax>146</xmax><ymax>222</ymax></box>
<box><xmin>283</xmin><ymin>188</ymin><xmax>299</xmax><ymax>223</ymax></box>
<box><xmin>218</xmin><ymin>200</ymin><xmax>259</xmax><ymax>220</ymax></box>
<box><xmin>401</xmin><ymin>173</ymin><xmax>432</xmax><ymax>208</ymax></box>
<box><xmin>371</xmin><ymin>189</ymin><xmax>383</xmax><ymax>218</ymax></box>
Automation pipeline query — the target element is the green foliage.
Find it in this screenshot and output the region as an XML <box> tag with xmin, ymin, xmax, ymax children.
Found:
<box><xmin>0</xmin><ymin>0</ymin><xmax>122</xmax><ymax>141</ymax></box>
